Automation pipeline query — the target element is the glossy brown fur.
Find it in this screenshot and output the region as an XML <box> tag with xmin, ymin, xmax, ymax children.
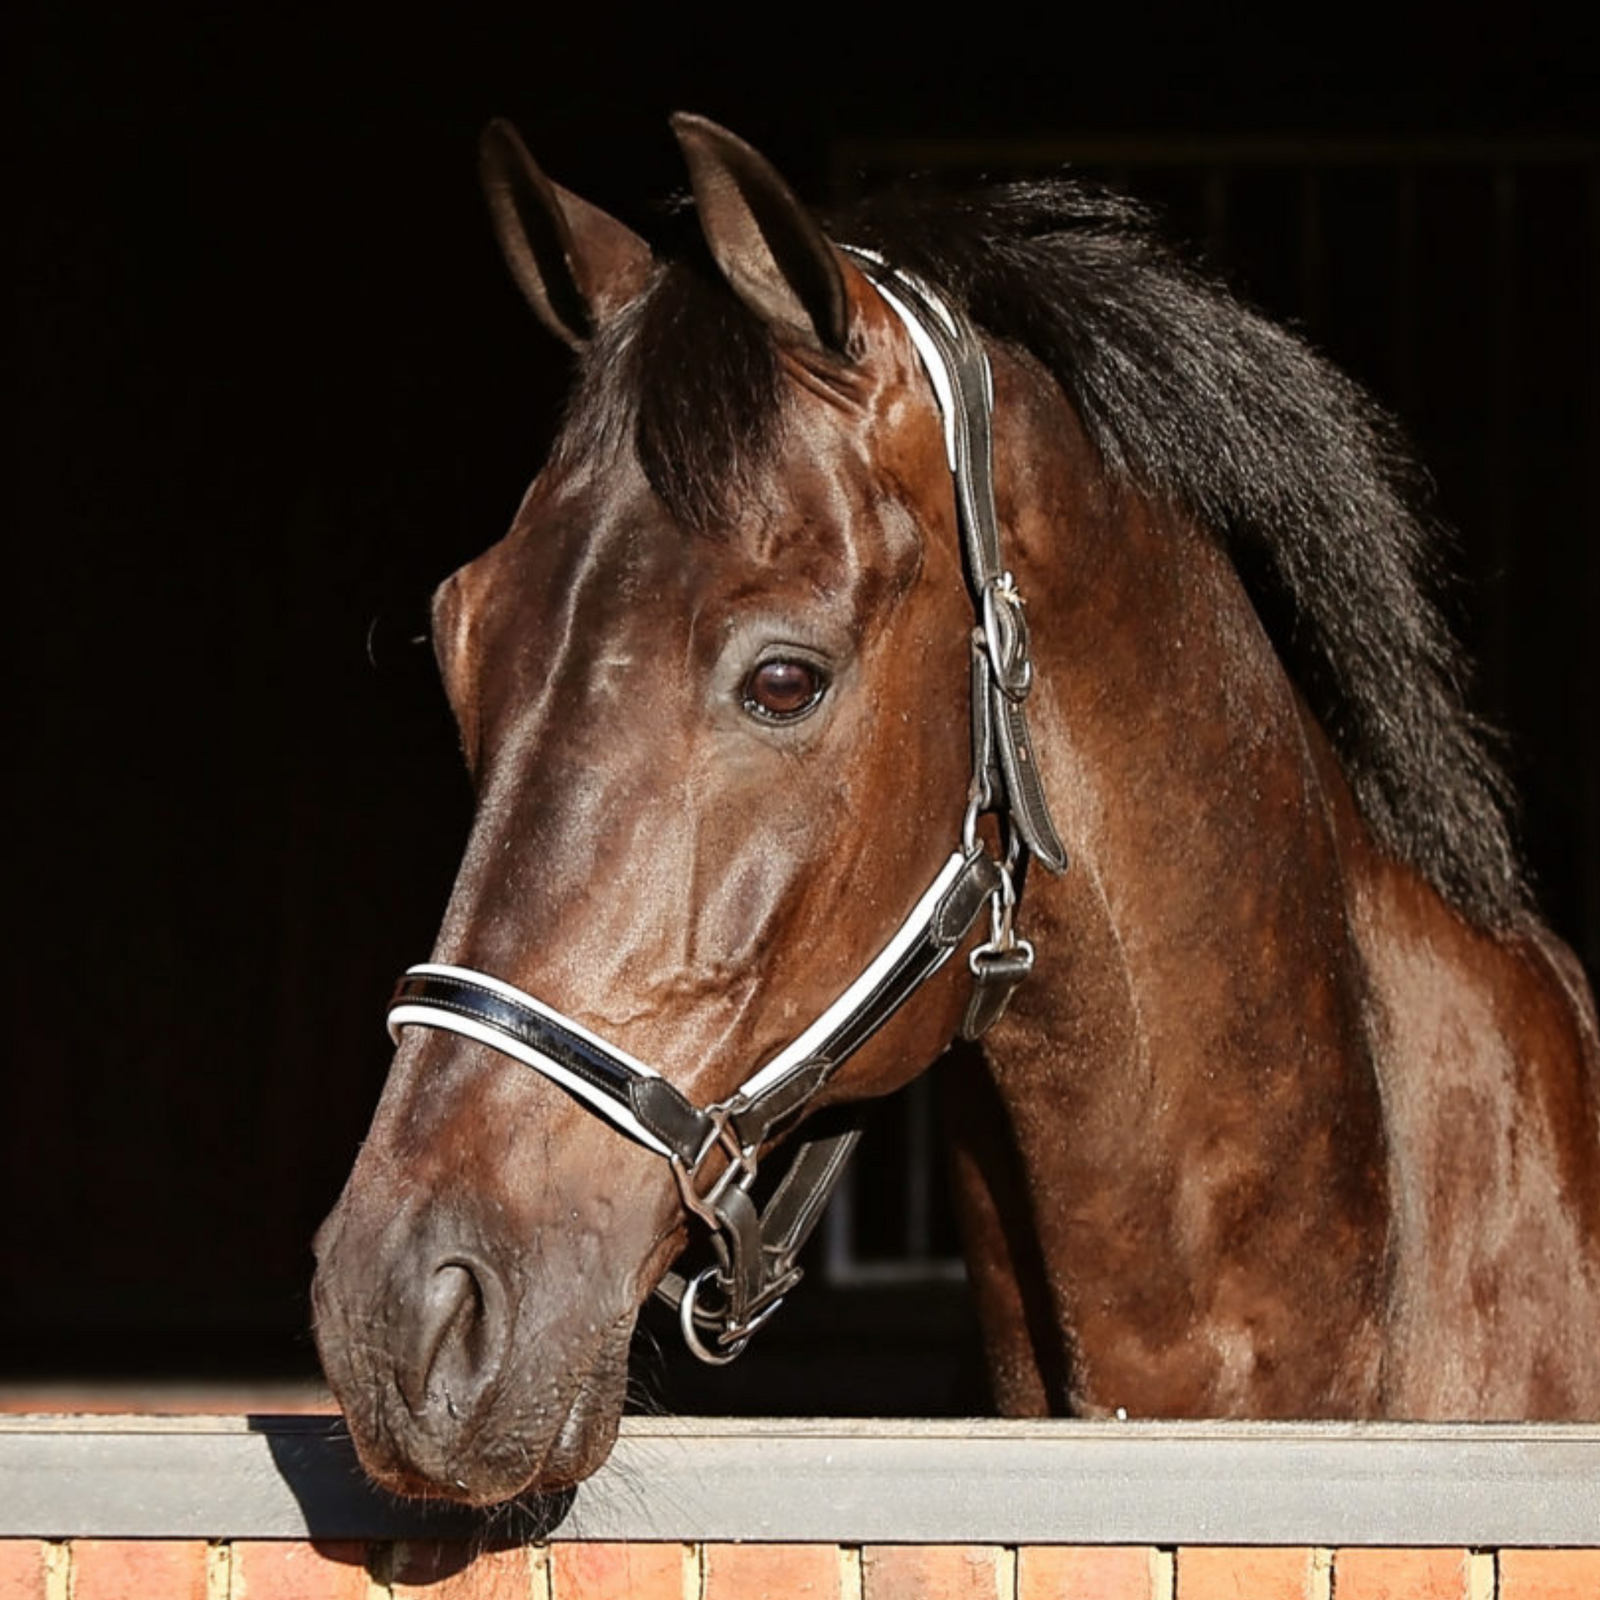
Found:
<box><xmin>312</xmin><ymin>117</ymin><xmax>1600</xmax><ymax>1505</ymax></box>
<box><xmin>946</xmin><ymin>349</ymin><xmax>1600</xmax><ymax>1419</ymax></box>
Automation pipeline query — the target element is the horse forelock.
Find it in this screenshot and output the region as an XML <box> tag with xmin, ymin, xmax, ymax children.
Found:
<box><xmin>554</xmin><ymin>260</ymin><xmax>787</xmax><ymax>536</ymax></box>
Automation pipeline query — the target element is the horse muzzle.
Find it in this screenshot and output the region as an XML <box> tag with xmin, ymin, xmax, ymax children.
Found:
<box><xmin>310</xmin><ymin>1180</ymin><xmax>659</xmax><ymax>1503</ymax></box>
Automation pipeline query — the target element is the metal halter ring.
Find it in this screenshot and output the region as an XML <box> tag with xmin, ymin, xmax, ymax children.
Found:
<box><xmin>961</xmin><ymin>779</ymin><xmax>992</xmax><ymax>857</ymax></box>
<box><xmin>669</xmin><ymin>1105</ymin><xmax>758</xmax><ymax>1231</ymax></box>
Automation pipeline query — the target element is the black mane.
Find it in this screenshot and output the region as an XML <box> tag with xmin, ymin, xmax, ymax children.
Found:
<box><xmin>559</xmin><ymin>179</ymin><xmax>1526</xmax><ymax>929</ymax></box>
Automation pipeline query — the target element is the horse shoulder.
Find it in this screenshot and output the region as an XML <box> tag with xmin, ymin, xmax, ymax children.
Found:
<box><xmin>1329</xmin><ymin>765</ymin><xmax>1600</xmax><ymax>1413</ymax></box>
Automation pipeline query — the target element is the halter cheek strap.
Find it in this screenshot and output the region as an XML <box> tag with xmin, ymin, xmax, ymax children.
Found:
<box><xmin>386</xmin><ymin>256</ymin><xmax>1066</xmax><ymax>1364</ymax></box>
<box><xmin>843</xmin><ymin>247</ymin><xmax>1067</xmax><ymax>878</ymax></box>
<box><xmin>389</xmin><ymin>847</ymin><xmax>1000</xmax><ymax>1361</ymax></box>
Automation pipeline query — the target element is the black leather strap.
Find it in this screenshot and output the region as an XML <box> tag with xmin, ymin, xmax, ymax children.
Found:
<box><xmin>962</xmin><ymin>947</ymin><xmax>1036</xmax><ymax>1040</ymax></box>
<box><xmin>728</xmin><ymin>849</ymin><xmax>1000</xmax><ymax>1150</ymax></box>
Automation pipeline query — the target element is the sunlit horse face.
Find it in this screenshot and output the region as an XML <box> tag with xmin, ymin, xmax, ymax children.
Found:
<box><xmin>312</xmin><ymin>119</ymin><xmax>983</xmax><ymax>1502</ymax></box>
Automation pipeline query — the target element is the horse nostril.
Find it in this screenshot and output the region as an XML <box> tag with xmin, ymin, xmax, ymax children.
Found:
<box><xmin>399</xmin><ymin>1258</ymin><xmax>508</xmax><ymax>1422</ymax></box>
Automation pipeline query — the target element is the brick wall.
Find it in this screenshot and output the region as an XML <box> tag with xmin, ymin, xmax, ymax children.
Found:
<box><xmin>2</xmin><ymin>1540</ymin><xmax>1597</xmax><ymax>1599</ymax></box>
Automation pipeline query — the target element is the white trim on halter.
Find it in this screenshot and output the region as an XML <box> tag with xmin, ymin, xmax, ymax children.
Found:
<box><xmin>393</xmin><ymin>963</ymin><xmax>663</xmax><ymax>1077</ymax></box>
<box><xmin>737</xmin><ymin>849</ymin><xmax>969</xmax><ymax>1098</ymax></box>
<box><xmin>846</xmin><ymin>246</ymin><xmax>967</xmax><ymax>472</ymax></box>
<box><xmin>388</xmin><ymin>848</ymin><xmax>970</xmax><ymax>1156</ymax></box>
<box><xmin>388</xmin><ymin>978</ymin><xmax>676</xmax><ymax>1158</ymax></box>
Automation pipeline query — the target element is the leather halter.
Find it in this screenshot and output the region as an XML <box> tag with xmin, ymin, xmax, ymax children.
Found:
<box><xmin>386</xmin><ymin>255</ymin><xmax>1065</xmax><ymax>1363</ymax></box>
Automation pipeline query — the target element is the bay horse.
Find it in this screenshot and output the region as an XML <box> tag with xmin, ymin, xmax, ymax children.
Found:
<box><xmin>312</xmin><ymin>114</ymin><xmax>1600</xmax><ymax>1505</ymax></box>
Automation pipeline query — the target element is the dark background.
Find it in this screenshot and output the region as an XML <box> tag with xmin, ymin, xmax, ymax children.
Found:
<box><xmin>7</xmin><ymin>7</ymin><xmax>1597</xmax><ymax>1407</ymax></box>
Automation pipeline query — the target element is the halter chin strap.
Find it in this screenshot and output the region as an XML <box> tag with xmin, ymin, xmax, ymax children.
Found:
<box><xmin>386</xmin><ymin>256</ymin><xmax>1065</xmax><ymax>1363</ymax></box>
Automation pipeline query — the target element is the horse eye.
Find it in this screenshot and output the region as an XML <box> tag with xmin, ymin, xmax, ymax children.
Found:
<box><xmin>742</xmin><ymin>659</ymin><xmax>828</xmax><ymax>721</ymax></box>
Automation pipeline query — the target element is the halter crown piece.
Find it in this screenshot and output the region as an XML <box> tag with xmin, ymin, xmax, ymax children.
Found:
<box><xmin>387</xmin><ymin>256</ymin><xmax>1066</xmax><ymax>1363</ymax></box>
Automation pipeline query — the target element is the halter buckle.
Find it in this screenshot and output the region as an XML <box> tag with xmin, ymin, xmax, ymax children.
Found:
<box><xmin>982</xmin><ymin>573</ymin><xmax>1033</xmax><ymax>702</ymax></box>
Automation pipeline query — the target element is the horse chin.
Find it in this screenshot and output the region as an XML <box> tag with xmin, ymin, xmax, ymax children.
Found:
<box><xmin>333</xmin><ymin>1307</ymin><xmax>637</xmax><ymax>1507</ymax></box>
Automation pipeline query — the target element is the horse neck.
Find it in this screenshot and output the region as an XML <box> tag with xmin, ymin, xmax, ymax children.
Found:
<box><xmin>971</xmin><ymin>357</ymin><xmax>1394</xmax><ymax>1415</ymax></box>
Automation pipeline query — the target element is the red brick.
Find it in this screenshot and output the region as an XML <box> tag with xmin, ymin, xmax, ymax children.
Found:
<box><xmin>391</xmin><ymin>1540</ymin><xmax>536</xmax><ymax>1598</ymax></box>
<box><xmin>863</xmin><ymin>1545</ymin><xmax>1003</xmax><ymax>1600</ymax></box>
<box><xmin>70</xmin><ymin>1540</ymin><xmax>209</xmax><ymax>1600</ymax></box>
<box><xmin>703</xmin><ymin>1542</ymin><xmax>840</xmax><ymax>1599</ymax></box>
<box><xmin>231</xmin><ymin>1539</ymin><xmax>372</xmax><ymax>1600</ymax></box>
<box><xmin>0</xmin><ymin>1542</ymin><xmax>47</xmax><ymax>1600</ymax></box>
<box><xmin>1177</xmin><ymin>1546</ymin><xmax>1315</xmax><ymax>1600</ymax></box>
<box><xmin>1499</xmin><ymin>1549</ymin><xmax>1600</xmax><ymax>1600</ymax></box>
<box><xmin>550</xmin><ymin>1542</ymin><xmax>684</xmax><ymax>1600</ymax></box>
<box><xmin>1018</xmin><ymin>1546</ymin><xmax>1156</xmax><ymax>1600</ymax></box>
<box><xmin>1334</xmin><ymin>1548</ymin><xmax>1471</xmax><ymax>1600</ymax></box>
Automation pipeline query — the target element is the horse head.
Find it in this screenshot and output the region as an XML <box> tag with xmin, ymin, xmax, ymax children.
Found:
<box><xmin>311</xmin><ymin>116</ymin><xmax>1026</xmax><ymax>1503</ymax></box>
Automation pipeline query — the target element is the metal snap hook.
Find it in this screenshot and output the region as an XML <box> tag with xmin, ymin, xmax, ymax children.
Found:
<box><xmin>678</xmin><ymin>1267</ymin><xmax>752</xmax><ymax>1366</ymax></box>
<box><xmin>678</xmin><ymin>1265</ymin><xmax>787</xmax><ymax>1367</ymax></box>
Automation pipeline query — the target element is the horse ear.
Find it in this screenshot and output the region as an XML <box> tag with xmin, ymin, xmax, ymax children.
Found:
<box><xmin>670</xmin><ymin>113</ymin><xmax>850</xmax><ymax>355</ymax></box>
<box><xmin>478</xmin><ymin>119</ymin><xmax>653</xmax><ymax>349</ymax></box>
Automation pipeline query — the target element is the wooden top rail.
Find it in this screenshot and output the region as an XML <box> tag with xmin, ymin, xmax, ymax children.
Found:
<box><xmin>2</xmin><ymin>1415</ymin><xmax>1597</xmax><ymax>1545</ymax></box>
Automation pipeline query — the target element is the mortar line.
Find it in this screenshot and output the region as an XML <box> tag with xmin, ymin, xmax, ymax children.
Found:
<box><xmin>996</xmin><ymin>1543</ymin><xmax>1017</xmax><ymax>1600</ymax></box>
<box><xmin>44</xmin><ymin>1540</ymin><xmax>70</xmax><ymax>1600</ymax></box>
<box><xmin>1151</xmin><ymin>1546</ymin><xmax>1176</xmax><ymax>1600</ymax></box>
<box><xmin>840</xmin><ymin>1545</ymin><xmax>864</xmax><ymax>1600</ymax></box>
<box><xmin>1311</xmin><ymin>1545</ymin><xmax>1334</xmax><ymax>1600</ymax></box>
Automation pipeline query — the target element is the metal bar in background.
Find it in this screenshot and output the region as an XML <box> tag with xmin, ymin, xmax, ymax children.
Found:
<box><xmin>830</xmin><ymin>136</ymin><xmax>1600</xmax><ymax>183</ymax></box>
<box><xmin>822</xmin><ymin>1075</ymin><xmax>965</xmax><ymax>1287</ymax></box>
